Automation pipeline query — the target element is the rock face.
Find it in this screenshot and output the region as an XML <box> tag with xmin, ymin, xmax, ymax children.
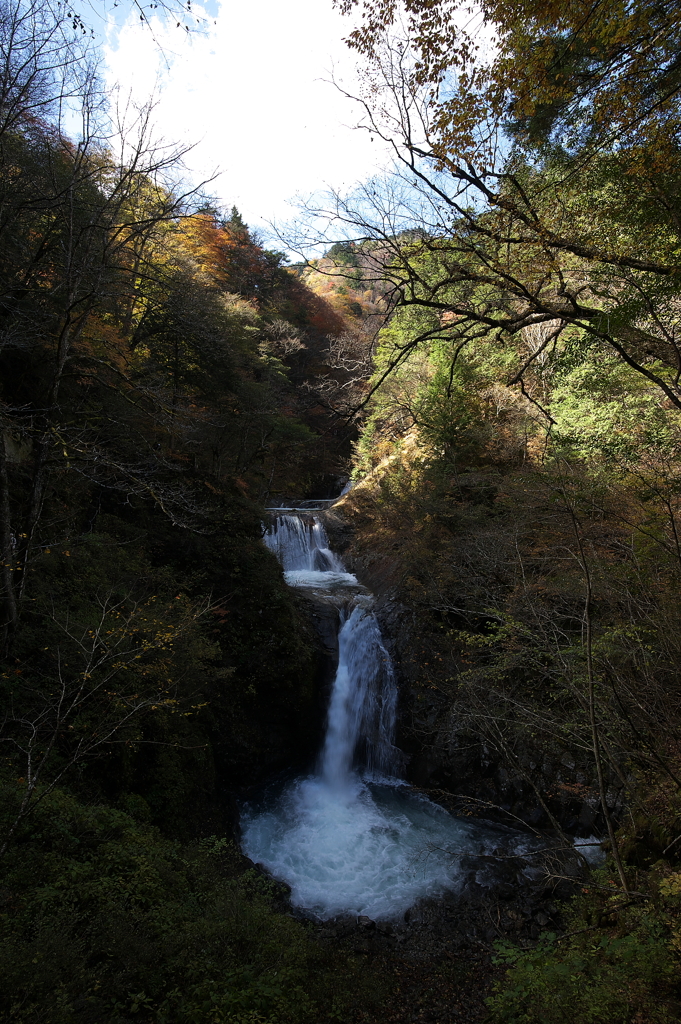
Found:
<box><xmin>292</xmin><ymin>588</ymin><xmax>341</xmax><ymax>710</ymax></box>
<box><xmin>321</xmin><ymin>504</ymin><xmax>615</xmax><ymax>839</ymax></box>
<box><xmin>244</xmin><ymin>503</ymin><xmax>599</xmax><ymax>949</ymax></box>
<box><xmin>285</xmin><ymin>582</ymin><xmax>382</xmax><ymax>766</ymax></box>
<box><xmin>311</xmin><ymin>887</ymin><xmax>568</xmax><ymax>953</ymax></box>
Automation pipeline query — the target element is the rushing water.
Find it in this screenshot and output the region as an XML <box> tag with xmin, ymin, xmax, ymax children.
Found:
<box><xmin>242</xmin><ymin>512</ymin><xmax>543</xmax><ymax>921</ymax></box>
<box><xmin>261</xmin><ymin>514</ymin><xmax>344</xmax><ymax>574</ymax></box>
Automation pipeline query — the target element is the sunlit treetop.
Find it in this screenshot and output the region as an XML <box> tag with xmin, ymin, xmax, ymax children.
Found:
<box><xmin>336</xmin><ymin>0</ymin><xmax>681</xmax><ymax>163</ymax></box>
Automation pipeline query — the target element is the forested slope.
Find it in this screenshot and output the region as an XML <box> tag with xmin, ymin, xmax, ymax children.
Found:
<box><xmin>319</xmin><ymin>0</ymin><xmax>681</xmax><ymax>1018</ymax></box>
<box><xmin>0</xmin><ymin>3</ymin><xmax>372</xmax><ymax>1017</ymax></box>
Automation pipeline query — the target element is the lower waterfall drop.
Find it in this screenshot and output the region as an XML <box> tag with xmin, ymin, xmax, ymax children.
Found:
<box><xmin>242</xmin><ymin>510</ymin><xmax>540</xmax><ymax>921</ymax></box>
<box><xmin>320</xmin><ymin>602</ymin><xmax>399</xmax><ymax>787</ymax></box>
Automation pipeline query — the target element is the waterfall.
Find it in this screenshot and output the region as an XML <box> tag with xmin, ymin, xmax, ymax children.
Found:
<box><xmin>264</xmin><ymin>512</ymin><xmax>399</xmax><ymax>782</ymax></box>
<box><xmin>242</xmin><ymin>506</ymin><xmax>545</xmax><ymax>921</ymax></box>
<box><xmin>320</xmin><ymin>603</ymin><xmax>399</xmax><ymax>786</ymax></box>
<box><xmin>263</xmin><ymin>514</ymin><xmax>343</xmax><ymax>573</ymax></box>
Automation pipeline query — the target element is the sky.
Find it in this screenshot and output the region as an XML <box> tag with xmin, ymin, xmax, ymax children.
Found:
<box><xmin>103</xmin><ymin>0</ymin><xmax>389</xmax><ymax>242</ymax></box>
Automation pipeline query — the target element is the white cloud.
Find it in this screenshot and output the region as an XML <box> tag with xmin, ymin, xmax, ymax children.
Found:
<box><xmin>104</xmin><ymin>0</ymin><xmax>387</xmax><ymax>239</ymax></box>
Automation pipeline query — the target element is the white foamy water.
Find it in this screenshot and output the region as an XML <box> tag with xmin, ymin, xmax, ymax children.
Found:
<box><xmin>242</xmin><ymin>777</ymin><xmax>513</xmax><ymax>920</ymax></box>
<box><xmin>283</xmin><ymin>569</ymin><xmax>361</xmax><ymax>590</ymax></box>
<box><xmin>320</xmin><ymin>603</ymin><xmax>399</xmax><ymax>782</ymax></box>
<box><xmin>263</xmin><ymin>515</ymin><xmax>343</xmax><ymax>573</ymax></box>
<box><xmin>246</xmin><ymin>510</ymin><xmax>542</xmax><ymax>920</ymax></box>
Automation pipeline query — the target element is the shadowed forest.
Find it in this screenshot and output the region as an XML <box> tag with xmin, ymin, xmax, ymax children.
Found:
<box><xmin>2</xmin><ymin>0</ymin><xmax>681</xmax><ymax>1021</ymax></box>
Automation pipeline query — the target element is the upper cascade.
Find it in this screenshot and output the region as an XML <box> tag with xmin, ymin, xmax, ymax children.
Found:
<box><xmin>262</xmin><ymin>509</ymin><xmax>398</xmax><ymax>781</ymax></box>
<box><xmin>263</xmin><ymin>514</ymin><xmax>344</xmax><ymax>573</ymax></box>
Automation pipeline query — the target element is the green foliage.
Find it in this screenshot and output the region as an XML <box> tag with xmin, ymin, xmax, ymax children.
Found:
<box><xmin>353</xmin><ymin>297</ymin><xmax>533</xmax><ymax>477</ymax></box>
<box><xmin>326</xmin><ymin>241</ymin><xmax>360</xmax><ymax>267</ymax></box>
<box><xmin>551</xmin><ymin>352</ymin><xmax>681</xmax><ymax>464</ymax></box>
<box><xmin>0</xmin><ymin>788</ymin><xmax>357</xmax><ymax>1024</ymax></box>
<box><xmin>487</xmin><ymin>881</ymin><xmax>680</xmax><ymax>1024</ymax></box>
<box><xmin>488</xmin><ymin>931</ymin><xmax>674</xmax><ymax>1023</ymax></box>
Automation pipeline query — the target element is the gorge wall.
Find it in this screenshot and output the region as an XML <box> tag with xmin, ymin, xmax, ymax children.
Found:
<box><xmin>321</xmin><ymin>483</ymin><xmax>614</xmax><ymax>841</ymax></box>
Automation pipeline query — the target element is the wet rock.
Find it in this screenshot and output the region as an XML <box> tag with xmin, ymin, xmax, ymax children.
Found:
<box><xmin>495</xmin><ymin>883</ymin><xmax>517</xmax><ymax>900</ymax></box>
<box><xmin>295</xmin><ymin>591</ymin><xmax>340</xmax><ymax>659</ymax></box>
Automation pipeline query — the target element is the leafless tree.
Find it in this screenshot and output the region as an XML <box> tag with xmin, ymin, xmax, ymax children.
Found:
<box><xmin>0</xmin><ymin>0</ymin><xmax>215</xmax><ymax>651</ymax></box>
<box><xmin>1</xmin><ymin>589</ymin><xmax>211</xmax><ymax>855</ymax></box>
<box><xmin>284</xmin><ymin>37</ymin><xmax>681</xmax><ymax>418</ymax></box>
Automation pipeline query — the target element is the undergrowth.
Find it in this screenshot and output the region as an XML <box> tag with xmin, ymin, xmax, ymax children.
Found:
<box><xmin>0</xmin><ymin>786</ymin><xmax>382</xmax><ymax>1024</ymax></box>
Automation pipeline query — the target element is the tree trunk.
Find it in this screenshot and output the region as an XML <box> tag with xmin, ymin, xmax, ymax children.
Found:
<box><xmin>0</xmin><ymin>424</ymin><xmax>18</xmax><ymax>653</ymax></box>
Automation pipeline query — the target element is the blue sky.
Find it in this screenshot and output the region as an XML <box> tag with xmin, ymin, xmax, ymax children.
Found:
<box><xmin>101</xmin><ymin>0</ymin><xmax>389</xmax><ymax>240</ymax></box>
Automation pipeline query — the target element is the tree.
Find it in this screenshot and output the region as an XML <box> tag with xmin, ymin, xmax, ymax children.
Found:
<box><xmin>0</xmin><ymin>0</ymin><xmax>223</xmax><ymax>651</ymax></box>
<box><xmin>300</xmin><ymin>1</ymin><xmax>681</xmax><ymax>419</ymax></box>
<box><xmin>338</xmin><ymin>0</ymin><xmax>681</xmax><ymax>162</ymax></box>
<box><xmin>0</xmin><ymin>560</ymin><xmax>212</xmax><ymax>856</ymax></box>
